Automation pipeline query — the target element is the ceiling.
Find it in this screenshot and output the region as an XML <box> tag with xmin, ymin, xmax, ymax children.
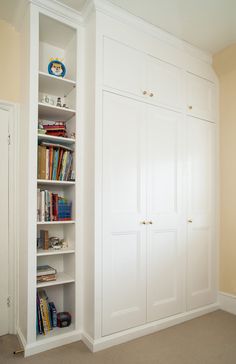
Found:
<box><xmin>1</xmin><ymin>0</ymin><xmax>236</xmax><ymax>54</ymax></box>
<box><xmin>58</xmin><ymin>0</ymin><xmax>236</xmax><ymax>54</ymax></box>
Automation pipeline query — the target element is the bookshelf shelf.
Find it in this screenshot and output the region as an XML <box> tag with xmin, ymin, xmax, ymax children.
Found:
<box><xmin>37</xmin><ymin>221</ymin><xmax>75</xmax><ymax>225</ymax></box>
<box><xmin>38</xmin><ymin>102</ymin><xmax>76</xmax><ymax>121</ymax></box>
<box><xmin>37</xmin><ymin>179</ymin><xmax>76</xmax><ymax>186</ymax></box>
<box><xmin>38</xmin><ymin>134</ymin><xmax>76</xmax><ymax>144</ymax></box>
<box><xmin>37</xmin><ymin>272</ymin><xmax>75</xmax><ymax>288</ymax></box>
<box><xmin>37</xmin><ymin>248</ymin><xmax>75</xmax><ymax>256</ymax></box>
<box><xmin>36</xmin><ymin>324</ymin><xmax>75</xmax><ymax>342</ymax></box>
<box><xmin>39</xmin><ymin>71</ymin><xmax>76</xmax><ymax>96</ymax></box>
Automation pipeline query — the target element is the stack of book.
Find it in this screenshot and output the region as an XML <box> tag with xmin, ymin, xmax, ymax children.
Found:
<box><xmin>37</xmin><ymin>290</ymin><xmax>57</xmax><ymax>335</ymax></box>
<box><xmin>43</xmin><ymin>122</ymin><xmax>67</xmax><ymax>137</ymax></box>
<box><xmin>37</xmin><ymin>265</ymin><xmax>57</xmax><ymax>283</ymax></box>
<box><xmin>37</xmin><ymin>190</ymin><xmax>72</xmax><ymax>222</ymax></box>
<box><xmin>38</xmin><ymin>142</ymin><xmax>74</xmax><ymax>181</ymax></box>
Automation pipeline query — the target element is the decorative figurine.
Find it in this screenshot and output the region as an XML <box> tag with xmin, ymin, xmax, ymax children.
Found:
<box><xmin>48</xmin><ymin>58</ymin><xmax>66</xmax><ymax>78</ymax></box>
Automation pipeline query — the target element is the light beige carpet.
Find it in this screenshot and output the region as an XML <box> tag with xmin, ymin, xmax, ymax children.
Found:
<box><xmin>1</xmin><ymin>310</ymin><xmax>236</xmax><ymax>364</ymax></box>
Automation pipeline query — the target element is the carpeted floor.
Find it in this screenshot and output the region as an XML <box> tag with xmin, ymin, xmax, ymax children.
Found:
<box><xmin>1</xmin><ymin>310</ymin><xmax>236</xmax><ymax>364</ymax></box>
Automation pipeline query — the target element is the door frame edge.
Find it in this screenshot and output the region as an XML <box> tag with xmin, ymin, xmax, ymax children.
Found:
<box><xmin>0</xmin><ymin>100</ymin><xmax>20</xmax><ymax>335</ymax></box>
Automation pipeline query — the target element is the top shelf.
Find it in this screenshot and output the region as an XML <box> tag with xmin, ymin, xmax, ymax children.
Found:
<box><xmin>39</xmin><ymin>71</ymin><xmax>76</xmax><ymax>97</ymax></box>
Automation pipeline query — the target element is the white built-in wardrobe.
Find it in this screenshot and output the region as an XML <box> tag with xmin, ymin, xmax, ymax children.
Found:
<box><xmin>18</xmin><ymin>0</ymin><xmax>218</xmax><ymax>356</ymax></box>
<box><xmin>100</xmin><ymin>38</ymin><xmax>217</xmax><ymax>337</ymax></box>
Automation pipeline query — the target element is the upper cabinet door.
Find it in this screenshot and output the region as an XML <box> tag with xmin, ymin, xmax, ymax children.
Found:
<box><xmin>146</xmin><ymin>105</ymin><xmax>186</xmax><ymax>322</ymax></box>
<box><xmin>103</xmin><ymin>37</ymin><xmax>146</xmax><ymax>97</ymax></box>
<box><xmin>187</xmin><ymin>73</ymin><xmax>216</xmax><ymax>122</ymax></box>
<box><xmin>146</xmin><ymin>57</ymin><xmax>184</xmax><ymax>110</ymax></box>
<box><xmin>187</xmin><ymin>117</ymin><xmax>217</xmax><ymax>310</ymax></box>
<box><xmin>102</xmin><ymin>92</ymin><xmax>147</xmax><ymax>336</ymax></box>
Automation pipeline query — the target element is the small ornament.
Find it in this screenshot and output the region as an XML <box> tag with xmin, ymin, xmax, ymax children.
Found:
<box><xmin>48</xmin><ymin>58</ymin><xmax>66</xmax><ymax>78</ymax></box>
<box><xmin>57</xmin><ymin>97</ymin><xmax>62</xmax><ymax>107</ymax></box>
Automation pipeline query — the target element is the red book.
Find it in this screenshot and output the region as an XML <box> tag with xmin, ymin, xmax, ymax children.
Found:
<box><xmin>56</xmin><ymin>149</ymin><xmax>64</xmax><ymax>180</ymax></box>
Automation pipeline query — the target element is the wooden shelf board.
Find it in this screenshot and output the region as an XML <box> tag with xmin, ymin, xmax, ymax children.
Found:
<box><xmin>39</xmin><ymin>71</ymin><xmax>76</xmax><ymax>97</ymax></box>
<box><xmin>37</xmin><ymin>272</ymin><xmax>75</xmax><ymax>288</ymax></box>
<box><xmin>37</xmin><ymin>221</ymin><xmax>75</xmax><ymax>225</ymax></box>
<box><xmin>36</xmin><ymin>324</ymin><xmax>75</xmax><ymax>342</ymax></box>
<box><xmin>37</xmin><ymin>179</ymin><xmax>75</xmax><ymax>186</ymax></box>
<box><xmin>37</xmin><ymin>248</ymin><xmax>75</xmax><ymax>256</ymax></box>
<box><xmin>38</xmin><ymin>134</ymin><xmax>76</xmax><ymax>144</ymax></box>
<box><xmin>38</xmin><ymin>102</ymin><xmax>76</xmax><ymax>121</ymax></box>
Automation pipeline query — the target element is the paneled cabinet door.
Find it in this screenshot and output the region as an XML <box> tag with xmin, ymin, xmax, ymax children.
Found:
<box><xmin>187</xmin><ymin>117</ymin><xmax>217</xmax><ymax>310</ymax></box>
<box><xmin>146</xmin><ymin>57</ymin><xmax>184</xmax><ymax>110</ymax></box>
<box><xmin>103</xmin><ymin>37</ymin><xmax>146</xmax><ymax>98</ymax></box>
<box><xmin>186</xmin><ymin>73</ymin><xmax>215</xmax><ymax>122</ymax></box>
<box><xmin>102</xmin><ymin>92</ymin><xmax>147</xmax><ymax>336</ymax></box>
<box><xmin>146</xmin><ymin>105</ymin><xmax>186</xmax><ymax>322</ymax></box>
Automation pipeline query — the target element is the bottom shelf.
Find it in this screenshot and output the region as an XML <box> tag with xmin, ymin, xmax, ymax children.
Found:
<box><xmin>37</xmin><ymin>324</ymin><xmax>75</xmax><ymax>342</ymax></box>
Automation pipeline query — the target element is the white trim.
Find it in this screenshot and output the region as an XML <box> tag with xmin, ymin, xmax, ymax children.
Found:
<box><xmin>23</xmin><ymin>330</ymin><xmax>82</xmax><ymax>356</ymax></box>
<box><xmin>219</xmin><ymin>292</ymin><xmax>236</xmax><ymax>315</ymax></box>
<box><xmin>0</xmin><ymin>100</ymin><xmax>19</xmax><ymax>335</ymax></box>
<box><xmin>82</xmin><ymin>303</ymin><xmax>219</xmax><ymax>352</ymax></box>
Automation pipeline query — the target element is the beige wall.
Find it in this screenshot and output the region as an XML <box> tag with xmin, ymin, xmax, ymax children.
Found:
<box><xmin>214</xmin><ymin>45</ymin><xmax>236</xmax><ymax>295</ymax></box>
<box><xmin>0</xmin><ymin>20</ymin><xmax>20</xmax><ymax>103</ymax></box>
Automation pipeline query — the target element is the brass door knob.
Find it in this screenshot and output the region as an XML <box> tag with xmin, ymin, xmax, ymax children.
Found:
<box><xmin>149</xmin><ymin>221</ymin><xmax>153</xmax><ymax>224</ymax></box>
<box><xmin>141</xmin><ymin>221</ymin><xmax>147</xmax><ymax>224</ymax></box>
<box><xmin>149</xmin><ymin>92</ymin><xmax>154</xmax><ymax>97</ymax></box>
<box><xmin>143</xmin><ymin>90</ymin><xmax>148</xmax><ymax>95</ymax></box>
<box><xmin>188</xmin><ymin>219</ymin><xmax>193</xmax><ymax>223</ymax></box>
<box><xmin>188</xmin><ymin>105</ymin><xmax>193</xmax><ymax>110</ymax></box>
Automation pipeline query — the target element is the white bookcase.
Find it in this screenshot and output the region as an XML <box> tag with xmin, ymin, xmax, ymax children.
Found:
<box><xmin>18</xmin><ymin>2</ymin><xmax>83</xmax><ymax>355</ymax></box>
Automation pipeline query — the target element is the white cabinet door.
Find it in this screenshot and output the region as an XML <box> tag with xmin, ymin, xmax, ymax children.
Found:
<box><xmin>146</xmin><ymin>105</ymin><xmax>186</xmax><ymax>322</ymax></box>
<box><xmin>187</xmin><ymin>117</ymin><xmax>217</xmax><ymax>310</ymax></box>
<box><xmin>146</xmin><ymin>57</ymin><xmax>183</xmax><ymax>110</ymax></box>
<box><xmin>102</xmin><ymin>92</ymin><xmax>147</xmax><ymax>336</ymax></box>
<box><xmin>187</xmin><ymin>73</ymin><xmax>215</xmax><ymax>122</ymax></box>
<box><xmin>103</xmin><ymin>37</ymin><xmax>146</xmax><ymax>98</ymax></box>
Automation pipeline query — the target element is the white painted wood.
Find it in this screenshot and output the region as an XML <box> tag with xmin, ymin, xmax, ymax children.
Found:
<box><xmin>146</xmin><ymin>56</ymin><xmax>183</xmax><ymax>110</ymax></box>
<box><xmin>38</xmin><ymin>71</ymin><xmax>76</xmax><ymax>97</ymax></box>
<box><xmin>37</xmin><ymin>134</ymin><xmax>76</xmax><ymax>144</ymax></box>
<box><xmin>187</xmin><ymin>116</ymin><xmax>216</xmax><ymax>310</ymax></box>
<box><xmin>219</xmin><ymin>292</ymin><xmax>236</xmax><ymax>315</ymax></box>
<box><xmin>38</xmin><ymin>102</ymin><xmax>76</xmax><ymax>121</ymax></box>
<box><xmin>102</xmin><ymin>92</ymin><xmax>147</xmax><ymax>336</ymax></box>
<box><xmin>103</xmin><ymin>37</ymin><xmax>146</xmax><ymax>98</ymax></box>
<box><xmin>0</xmin><ymin>108</ymin><xmax>9</xmax><ymax>336</ymax></box>
<box><xmin>83</xmin><ymin>303</ymin><xmax>219</xmax><ymax>353</ymax></box>
<box><xmin>146</xmin><ymin>105</ymin><xmax>185</xmax><ymax>321</ymax></box>
<box><xmin>187</xmin><ymin>73</ymin><xmax>215</xmax><ymax>121</ymax></box>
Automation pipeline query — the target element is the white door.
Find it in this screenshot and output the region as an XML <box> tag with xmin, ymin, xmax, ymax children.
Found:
<box><xmin>146</xmin><ymin>56</ymin><xmax>183</xmax><ymax>110</ymax></box>
<box><xmin>0</xmin><ymin>108</ymin><xmax>9</xmax><ymax>336</ymax></box>
<box><xmin>102</xmin><ymin>92</ymin><xmax>147</xmax><ymax>336</ymax></box>
<box><xmin>146</xmin><ymin>105</ymin><xmax>186</xmax><ymax>322</ymax></box>
<box><xmin>187</xmin><ymin>117</ymin><xmax>217</xmax><ymax>310</ymax></box>
<box><xmin>186</xmin><ymin>73</ymin><xmax>215</xmax><ymax>121</ymax></box>
<box><xmin>103</xmin><ymin>37</ymin><xmax>146</xmax><ymax>98</ymax></box>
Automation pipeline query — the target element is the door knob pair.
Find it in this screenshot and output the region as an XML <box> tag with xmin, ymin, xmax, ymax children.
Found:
<box><xmin>141</xmin><ymin>221</ymin><xmax>153</xmax><ymax>225</ymax></box>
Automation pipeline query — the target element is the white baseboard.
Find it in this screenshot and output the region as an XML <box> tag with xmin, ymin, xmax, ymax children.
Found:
<box><xmin>219</xmin><ymin>291</ymin><xmax>236</xmax><ymax>315</ymax></box>
<box><xmin>20</xmin><ymin>329</ymin><xmax>82</xmax><ymax>357</ymax></box>
<box><xmin>82</xmin><ymin>302</ymin><xmax>220</xmax><ymax>352</ymax></box>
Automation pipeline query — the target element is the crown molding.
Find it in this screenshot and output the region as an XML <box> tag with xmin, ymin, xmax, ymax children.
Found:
<box><xmin>82</xmin><ymin>0</ymin><xmax>212</xmax><ymax>64</ymax></box>
<box><xmin>29</xmin><ymin>0</ymin><xmax>83</xmax><ymax>25</ymax></box>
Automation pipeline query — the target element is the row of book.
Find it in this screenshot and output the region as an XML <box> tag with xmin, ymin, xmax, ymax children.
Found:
<box><xmin>37</xmin><ymin>290</ymin><xmax>57</xmax><ymax>335</ymax></box>
<box><xmin>37</xmin><ymin>264</ymin><xmax>57</xmax><ymax>283</ymax></box>
<box><xmin>37</xmin><ymin>189</ymin><xmax>72</xmax><ymax>222</ymax></box>
<box><xmin>38</xmin><ymin>142</ymin><xmax>74</xmax><ymax>181</ymax></box>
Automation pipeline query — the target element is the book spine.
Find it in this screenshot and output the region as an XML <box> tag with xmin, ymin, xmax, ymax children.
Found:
<box><xmin>37</xmin><ymin>188</ymin><xmax>40</xmax><ymax>222</ymax></box>
<box><xmin>37</xmin><ymin>293</ymin><xmax>43</xmax><ymax>335</ymax></box>
<box><xmin>39</xmin><ymin>296</ymin><xmax>48</xmax><ymax>334</ymax></box>
<box><xmin>46</xmin><ymin>148</ymin><xmax>49</xmax><ymax>180</ymax></box>
<box><xmin>40</xmin><ymin>190</ymin><xmax>45</xmax><ymax>222</ymax></box>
